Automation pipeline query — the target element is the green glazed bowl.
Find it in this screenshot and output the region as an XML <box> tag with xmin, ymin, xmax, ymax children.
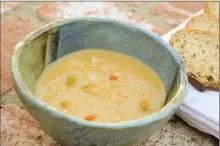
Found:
<box><xmin>11</xmin><ymin>17</ymin><xmax>188</xmax><ymax>146</ymax></box>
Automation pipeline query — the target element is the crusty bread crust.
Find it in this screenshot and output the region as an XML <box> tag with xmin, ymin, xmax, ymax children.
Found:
<box><xmin>169</xmin><ymin>28</ymin><xmax>219</xmax><ymax>91</ymax></box>
<box><xmin>204</xmin><ymin>2</ymin><xmax>209</xmax><ymax>14</ymax></box>
<box><xmin>204</xmin><ymin>2</ymin><xmax>219</xmax><ymax>19</ymax></box>
<box><xmin>188</xmin><ymin>72</ymin><xmax>219</xmax><ymax>91</ymax></box>
<box><xmin>185</xmin><ymin>13</ymin><xmax>219</xmax><ymax>34</ymax></box>
<box><xmin>187</xmin><ymin>72</ymin><xmax>207</xmax><ymax>91</ymax></box>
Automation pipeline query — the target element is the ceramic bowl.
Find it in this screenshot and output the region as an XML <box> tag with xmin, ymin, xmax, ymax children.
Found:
<box><xmin>11</xmin><ymin>17</ymin><xmax>188</xmax><ymax>146</ymax></box>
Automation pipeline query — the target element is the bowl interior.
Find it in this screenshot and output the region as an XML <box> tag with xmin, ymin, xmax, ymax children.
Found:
<box><xmin>16</xmin><ymin>18</ymin><xmax>181</xmax><ymax>107</ymax></box>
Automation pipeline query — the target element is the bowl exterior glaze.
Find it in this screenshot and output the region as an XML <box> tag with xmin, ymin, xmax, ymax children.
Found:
<box><xmin>11</xmin><ymin>18</ymin><xmax>188</xmax><ymax>146</ymax></box>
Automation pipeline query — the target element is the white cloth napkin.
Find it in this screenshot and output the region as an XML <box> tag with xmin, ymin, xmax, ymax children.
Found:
<box><xmin>161</xmin><ymin>10</ymin><xmax>219</xmax><ymax>138</ymax></box>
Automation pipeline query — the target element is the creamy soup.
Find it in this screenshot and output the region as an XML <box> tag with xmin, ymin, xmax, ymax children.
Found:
<box><xmin>35</xmin><ymin>49</ymin><xmax>166</xmax><ymax>123</ymax></box>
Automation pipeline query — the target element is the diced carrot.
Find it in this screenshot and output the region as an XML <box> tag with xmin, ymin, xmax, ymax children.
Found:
<box><xmin>84</xmin><ymin>114</ymin><xmax>97</xmax><ymax>121</ymax></box>
<box><xmin>109</xmin><ymin>75</ymin><xmax>117</xmax><ymax>81</ymax></box>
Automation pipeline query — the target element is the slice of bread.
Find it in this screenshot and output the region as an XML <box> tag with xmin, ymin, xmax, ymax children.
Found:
<box><xmin>204</xmin><ymin>2</ymin><xmax>219</xmax><ymax>19</ymax></box>
<box><xmin>186</xmin><ymin>14</ymin><xmax>219</xmax><ymax>33</ymax></box>
<box><xmin>170</xmin><ymin>29</ymin><xmax>219</xmax><ymax>91</ymax></box>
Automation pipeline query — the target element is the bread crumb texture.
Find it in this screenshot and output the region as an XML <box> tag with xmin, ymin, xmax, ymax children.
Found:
<box><xmin>170</xmin><ymin>29</ymin><xmax>219</xmax><ymax>91</ymax></box>
<box><xmin>186</xmin><ymin>14</ymin><xmax>219</xmax><ymax>33</ymax></box>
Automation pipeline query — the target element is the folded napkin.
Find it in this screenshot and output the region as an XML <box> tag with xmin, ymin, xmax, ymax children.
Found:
<box><xmin>161</xmin><ymin>10</ymin><xmax>219</xmax><ymax>138</ymax></box>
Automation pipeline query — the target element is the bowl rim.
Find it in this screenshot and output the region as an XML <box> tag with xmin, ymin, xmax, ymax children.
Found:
<box><xmin>11</xmin><ymin>17</ymin><xmax>188</xmax><ymax>129</ymax></box>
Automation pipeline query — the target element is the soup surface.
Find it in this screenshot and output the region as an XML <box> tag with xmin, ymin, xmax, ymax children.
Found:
<box><xmin>35</xmin><ymin>49</ymin><xmax>166</xmax><ymax>123</ymax></box>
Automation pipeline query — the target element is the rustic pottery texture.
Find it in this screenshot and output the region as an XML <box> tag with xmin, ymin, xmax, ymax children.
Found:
<box><xmin>11</xmin><ymin>18</ymin><xmax>188</xmax><ymax>146</ymax></box>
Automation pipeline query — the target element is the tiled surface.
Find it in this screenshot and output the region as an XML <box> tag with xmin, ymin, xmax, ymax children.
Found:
<box><xmin>1</xmin><ymin>2</ymin><xmax>218</xmax><ymax>146</ymax></box>
<box><xmin>1</xmin><ymin>17</ymin><xmax>34</xmax><ymax>94</ymax></box>
<box><xmin>1</xmin><ymin>104</ymin><xmax>58</xmax><ymax>146</ymax></box>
